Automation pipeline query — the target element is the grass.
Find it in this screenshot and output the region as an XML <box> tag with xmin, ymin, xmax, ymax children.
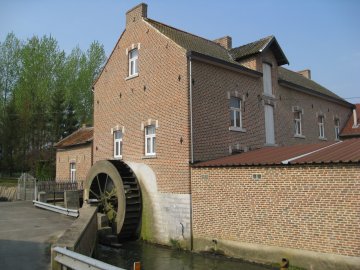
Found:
<box><xmin>0</xmin><ymin>178</ymin><xmax>18</xmax><ymax>187</ymax></box>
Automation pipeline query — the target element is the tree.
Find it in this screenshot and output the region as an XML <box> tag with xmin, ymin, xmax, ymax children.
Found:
<box><xmin>65</xmin><ymin>42</ymin><xmax>106</xmax><ymax>126</ymax></box>
<box><xmin>0</xmin><ymin>33</ymin><xmax>21</xmax><ymax>110</ymax></box>
<box><xmin>63</xmin><ymin>102</ymin><xmax>79</xmax><ymax>137</ymax></box>
<box><xmin>0</xmin><ymin>32</ymin><xmax>106</xmax><ymax>176</ymax></box>
<box><xmin>0</xmin><ymin>33</ymin><xmax>22</xmax><ymax>174</ymax></box>
<box><xmin>0</xmin><ymin>99</ymin><xmax>20</xmax><ymax>175</ymax></box>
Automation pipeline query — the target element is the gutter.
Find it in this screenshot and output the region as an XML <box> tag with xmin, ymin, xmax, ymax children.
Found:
<box><xmin>189</xmin><ymin>56</ymin><xmax>194</xmax><ymax>251</ymax></box>
<box><xmin>186</xmin><ymin>51</ymin><xmax>262</xmax><ymax>78</ymax></box>
<box><xmin>189</xmin><ymin>57</ymin><xmax>194</xmax><ymax>164</ymax></box>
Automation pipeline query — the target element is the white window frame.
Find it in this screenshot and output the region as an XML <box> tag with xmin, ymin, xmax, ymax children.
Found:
<box><xmin>70</xmin><ymin>163</ymin><xmax>76</xmax><ymax>182</ymax></box>
<box><xmin>128</xmin><ymin>49</ymin><xmax>138</xmax><ymax>77</ymax></box>
<box><xmin>114</xmin><ymin>130</ymin><xmax>123</xmax><ymax>159</ymax></box>
<box><xmin>145</xmin><ymin>125</ymin><xmax>156</xmax><ymax>156</ymax></box>
<box><xmin>334</xmin><ymin>118</ymin><xmax>340</xmax><ymax>140</ymax></box>
<box><xmin>229</xmin><ymin>97</ymin><xmax>243</xmax><ymax>130</ymax></box>
<box><xmin>318</xmin><ymin>115</ymin><xmax>325</xmax><ymax>139</ymax></box>
<box><xmin>294</xmin><ymin>111</ymin><xmax>302</xmax><ymax>136</ymax></box>
<box><xmin>263</xmin><ymin>63</ymin><xmax>273</xmax><ymax>96</ymax></box>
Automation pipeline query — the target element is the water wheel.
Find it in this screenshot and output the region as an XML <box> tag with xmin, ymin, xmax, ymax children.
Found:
<box><xmin>84</xmin><ymin>160</ymin><xmax>141</xmax><ymax>240</ymax></box>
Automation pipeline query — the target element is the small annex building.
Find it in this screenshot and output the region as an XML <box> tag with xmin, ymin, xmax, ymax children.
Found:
<box><xmin>54</xmin><ymin>126</ymin><xmax>93</xmax><ymax>183</ymax></box>
<box><xmin>191</xmin><ymin>138</ymin><xmax>360</xmax><ymax>269</ymax></box>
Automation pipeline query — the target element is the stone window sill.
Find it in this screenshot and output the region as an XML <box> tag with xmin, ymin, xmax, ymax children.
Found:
<box><xmin>294</xmin><ymin>134</ymin><xmax>306</xmax><ymax>139</ymax></box>
<box><xmin>125</xmin><ymin>74</ymin><xmax>139</xmax><ymax>81</ymax></box>
<box><xmin>318</xmin><ymin>137</ymin><xmax>327</xmax><ymax>141</ymax></box>
<box><xmin>142</xmin><ymin>155</ymin><xmax>157</xmax><ymax>159</ymax></box>
<box><xmin>229</xmin><ymin>127</ymin><xmax>246</xmax><ymax>132</ymax></box>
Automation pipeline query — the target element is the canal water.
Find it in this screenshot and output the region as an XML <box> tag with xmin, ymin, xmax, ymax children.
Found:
<box><xmin>96</xmin><ymin>241</ymin><xmax>273</xmax><ymax>270</ymax></box>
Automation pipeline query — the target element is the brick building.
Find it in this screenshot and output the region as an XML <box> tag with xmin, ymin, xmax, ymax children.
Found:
<box><xmin>56</xmin><ymin>3</ymin><xmax>358</xmax><ymax>269</ymax></box>
<box><xmin>55</xmin><ymin>126</ymin><xmax>93</xmax><ymax>182</ymax></box>
<box><xmin>191</xmin><ymin>139</ymin><xmax>360</xmax><ymax>269</ymax></box>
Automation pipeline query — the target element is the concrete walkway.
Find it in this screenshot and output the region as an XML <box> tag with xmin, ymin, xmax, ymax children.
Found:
<box><xmin>0</xmin><ymin>201</ymin><xmax>75</xmax><ymax>270</ymax></box>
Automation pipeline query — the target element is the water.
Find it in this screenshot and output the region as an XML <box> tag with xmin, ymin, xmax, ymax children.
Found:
<box><xmin>96</xmin><ymin>241</ymin><xmax>273</xmax><ymax>270</ymax></box>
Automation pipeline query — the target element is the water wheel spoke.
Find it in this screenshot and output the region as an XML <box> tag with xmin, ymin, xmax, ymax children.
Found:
<box><xmin>96</xmin><ymin>175</ymin><xmax>103</xmax><ymax>195</ymax></box>
<box><xmin>104</xmin><ymin>174</ymin><xmax>109</xmax><ymax>193</ymax></box>
<box><xmin>89</xmin><ymin>189</ymin><xmax>100</xmax><ymax>199</ymax></box>
<box><xmin>105</xmin><ymin>187</ymin><xmax>117</xmax><ymax>198</ymax></box>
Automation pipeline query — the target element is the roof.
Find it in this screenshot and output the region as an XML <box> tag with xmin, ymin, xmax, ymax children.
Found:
<box><xmin>193</xmin><ymin>139</ymin><xmax>360</xmax><ymax>167</ymax></box>
<box><xmin>340</xmin><ymin>104</ymin><xmax>360</xmax><ymax>137</ymax></box>
<box><xmin>55</xmin><ymin>127</ymin><xmax>93</xmax><ymax>149</ymax></box>
<box><xmin>145</xmin><ymin>18</ymin><xmax>348</xmax><ymax>105</ymax></box>
<box><xmin>278</xmin><ymin>67</ymin><xmax>351</xmax><ymax>105</ymax></box>
<box><xmin>145</xmin><ymin>18</ymin><xmax>237</xmax><ymax>64</ymax></box>
<box><xmin>230</xmin><ymin>36</ymin><xmax>289</xmax><ymax>65</ymax></box>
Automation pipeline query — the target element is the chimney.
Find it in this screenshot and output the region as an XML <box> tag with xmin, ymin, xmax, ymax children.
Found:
<box><xmin>213</xmin><ymin>36</ymin><xmax>232</xmax><ymax>50</ymax></box>
<box><xmin>297</xmin><ymin>69</ymin><xmax>311</xmax><ymax>79</ymax></box>
<box><xmin>126</xmin><ymin>3</ymin><xmax>148</xmax><ymax>26</ymax></box>
<box><xmin>353</xmin><ymin>108</ymin><xmax>358</xmax><ymax>127</ymax></box>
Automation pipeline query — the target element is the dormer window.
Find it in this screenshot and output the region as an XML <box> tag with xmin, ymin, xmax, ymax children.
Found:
<box><xmin>262</xmin><ymin>63</ymin><xmax>272</xmax><ymax>96</ymax></box>
<box><xmin>129</xmin><ymin>49</ymin><xmax>138</xmax><ymax>76</ymax></box>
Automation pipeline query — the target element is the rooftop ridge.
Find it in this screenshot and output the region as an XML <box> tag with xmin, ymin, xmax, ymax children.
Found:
<box><xmin>232</xmin><ymin>35</ymin><xmax>274</xmax><ymax>51</ymax></box>
<box><xmin>144</xmin><ymin>17</ymin><xmax>230</xmax><ymax>51</ymax></box>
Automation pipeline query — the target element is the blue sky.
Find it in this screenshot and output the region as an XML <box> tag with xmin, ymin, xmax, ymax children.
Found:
<box><xmin>1</xmin><ymin>0</ymin><xmax>359</xmax><ymax>103</ymax></box>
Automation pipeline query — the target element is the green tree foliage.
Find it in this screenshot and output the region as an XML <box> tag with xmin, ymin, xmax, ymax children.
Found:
<box><xmin>0</xmin><ymin>33</ymin><xmax>106</xmax><ymax>177</ymax></box>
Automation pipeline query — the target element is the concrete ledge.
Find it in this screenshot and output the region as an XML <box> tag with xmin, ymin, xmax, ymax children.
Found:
<box><xmin>51</xmin><ymin>205</ymin><xmax>98</xmax><ymax>270</ymax></box>
<box><xmin>193</xmin><ymin>238</ymin><xmax>360</xmax><ymax>270</ymax></box>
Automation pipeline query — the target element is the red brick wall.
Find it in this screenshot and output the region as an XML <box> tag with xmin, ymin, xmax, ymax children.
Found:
<box><xmin>56</xmin><ymin>144</ymin><xmax>92</xmax><ymax>182</ymax></box>
<box><xmin>276</xmin><ymin>83</ymin><xmax>351</xmax><ymax>145</ymax></box>
<box><xmin>191</xmin><ymin>49</ymin><xmax>351</xmax><ymax>163</ymax></box>
<box><xmin>93</xmin><ymin>11</ymin><xmax>190</xmax><ymax>194</ymax></box>
<box><xmin>191</xmin><ymin>164</ymin><xmax>360</xmax><ymax>257</ymax></box>
<box><xmin>191</xmin><ymin>60</ymin><xmax>265</xmax><ymax>162</ymax></box>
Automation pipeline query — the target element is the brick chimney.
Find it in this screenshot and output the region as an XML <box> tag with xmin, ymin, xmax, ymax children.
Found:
<box><xmin>297</xmin><ymin>69</ymin><xmax>311</xmax><ymax>79</ymax></box>
<box><xmin>126</xmin><ymin>3</ymin><xmax>148</xmax><ymax>26</ymax></box>
<box><xmin>213</xmin><ymin>36</ymin><xmax>232</xmax><ymax>50</ymax></box>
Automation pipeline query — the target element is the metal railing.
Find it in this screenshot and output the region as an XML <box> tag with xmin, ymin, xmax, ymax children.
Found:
<box><xmin>37</xmin><ymin>180</ymin><xmax>83</xmax><ymax>192</ymax></box>
<box><xmin>33</xmin><ymin>200</ymin><xmax>79</xmax><ymax>217</ymax></box>
<box><xmin>53</xmin><ymin>246</ymin><xmax>125</xmax><ymax>270</ymax></box>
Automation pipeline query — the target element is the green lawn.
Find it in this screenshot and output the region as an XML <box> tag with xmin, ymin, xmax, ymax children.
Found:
<box><xmin>0</xmin><ymin>178</ymin><xmax>18</xmax><ymax>187</ymax></box>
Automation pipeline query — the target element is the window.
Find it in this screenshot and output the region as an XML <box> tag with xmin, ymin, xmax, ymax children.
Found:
<box><xmin>70</xmin><ymin>163</ymin><xmax>76</xmax><ymax>182</ymax></box>
<box><xmin>230</xmin><ymin>97</ymin><xmax>242</xmax><ymax>129</ymax></box>
<box><xmin>265</xmin><ymin>105</ymin><xmax>275</xmax><ymax>144</ymax></box>
<box><xmin>262</xmin><ymin>63</ymin><xmax>272</xmax><ymax>96</ymax></box>
<box><xmin>334</xmin><ymin>118</ymin><xmax>340</xmax><ymax>140</ymax></box>
<box><xmin>145</xmin><ymin>125</ymin><xmax>156</xmax><ymax>156</ymax></box>
<box><xmin>114</xmin><ymin>130</ymin><xmax>123</xmax><ymax>158</ymax></box>
<box><xmin>318</xmin><ymin>115</ymin><xmax>325</xmax><ymax>138</ymax></box>
<box><xmin>294</xmin><ymin>111</ymin><xmax>302</xmax><ymax>136</ymax></box>
<box><xmin>129</xmin><ymin>49</ymin><xmax>138</xmax><ymax>76</ymax></box>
